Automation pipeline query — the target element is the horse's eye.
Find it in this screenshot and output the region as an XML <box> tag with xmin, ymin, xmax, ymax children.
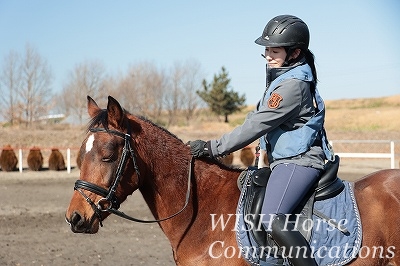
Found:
<box><xmin>102</xmin><ymin>153</ymin><xmax>116</xmax><ymax>163</ymax></box>
<box><xmin>102</xmin><ymin>157</ymin><xmax>113</xmax><ymax>163</ymax></box>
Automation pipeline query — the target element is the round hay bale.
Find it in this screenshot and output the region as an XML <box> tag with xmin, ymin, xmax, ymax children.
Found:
<box><xmin>240</xmin><ymin>147</ymin><xmax>255</xmax><ymax>167</ymax></box>
<box><xmin>0</xmin><ymin>145</ymin><xmax>18</xmax><ymax>172</ymax></box>
<box><xmin>27</xmin><ymin>147</ymin><xmax>43</xmax><ymax>171</ymax></box>
<box><xmin>48</xmin><ymin>148</ymin><xmax>66</xmax><ymax>171</ymax></box>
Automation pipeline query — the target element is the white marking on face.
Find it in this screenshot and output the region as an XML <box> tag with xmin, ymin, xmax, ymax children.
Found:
<box><xmin>86</xmin><ymin>134</ymin><xmax>95</xmax><ymax>153</ymax></box>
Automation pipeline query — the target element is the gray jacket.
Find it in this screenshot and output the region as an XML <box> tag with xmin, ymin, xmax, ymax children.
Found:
<box><xmin>209</xmin><ymin>62</ymin><xmax>326</xmax><ymax>170</ymax></box>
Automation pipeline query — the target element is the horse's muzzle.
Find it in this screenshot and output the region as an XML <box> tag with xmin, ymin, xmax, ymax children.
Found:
<box><xmin>65</xmin><ymin>211</ymin><xmax>99</xmax><ymax>234</ymax></box>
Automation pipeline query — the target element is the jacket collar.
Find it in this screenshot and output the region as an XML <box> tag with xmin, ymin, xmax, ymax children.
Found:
<box><xmin>266</xmin><ymin>57</ymin><xmax>307</xmax><ymax>86</ymax></box>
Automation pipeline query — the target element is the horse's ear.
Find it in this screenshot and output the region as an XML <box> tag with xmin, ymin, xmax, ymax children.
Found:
<box><xmin>87</xmin><ymin>96</ymin><xmax>100</xmax><ymax>118</ymax></box>
<box><xmin>107</xmin><ymin>96</ymin><xmax>124</xmax><ymax>129</ymax></box>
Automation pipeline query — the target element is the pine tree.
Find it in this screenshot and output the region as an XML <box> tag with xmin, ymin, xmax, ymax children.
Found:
<box><xmin>197</xmin><ymin>67</ymin><xmax>246</xmax><ymax>123</ymax></box>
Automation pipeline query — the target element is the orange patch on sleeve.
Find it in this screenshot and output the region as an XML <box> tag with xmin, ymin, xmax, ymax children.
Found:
<box><xmin>268</xmin><ymin>93</ymin><xmax>283</xmax><ymax>109</ymax></box>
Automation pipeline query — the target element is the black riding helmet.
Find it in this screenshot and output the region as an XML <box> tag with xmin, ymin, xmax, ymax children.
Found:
<box><xmin>255</xmin><ymin>15</ymin><xmax>310</xmax><ymax>50</ymax></box>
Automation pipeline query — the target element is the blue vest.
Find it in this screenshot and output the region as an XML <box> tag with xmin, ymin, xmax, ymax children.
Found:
<box><xmin>260</xmin><ymin>64</ymin><xmax>334</xmax><ymax>161</ymax></box>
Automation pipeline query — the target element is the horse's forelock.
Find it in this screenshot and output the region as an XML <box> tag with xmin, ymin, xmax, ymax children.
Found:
<box><xmin>87</xmin><ymin>107</ymin><xmax>135</xmax><ymax>133</ymax></box>
<box><xmin>86</xmin><ymin>109</ymin><xmax>109</xmax><ymax>133</ymax></box>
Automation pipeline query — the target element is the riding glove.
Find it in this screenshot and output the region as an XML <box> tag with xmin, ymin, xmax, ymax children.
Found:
<box><xmin>188</xmin><ymin>140</ymin><xmax>213</xmax><ymax>158</ymax></box>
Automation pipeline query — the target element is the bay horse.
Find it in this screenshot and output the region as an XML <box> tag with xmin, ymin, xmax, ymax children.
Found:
<box><xmin>65</xmin><ymin>96</ymin><xmax>400</xmax><ymax>266</ymax></box>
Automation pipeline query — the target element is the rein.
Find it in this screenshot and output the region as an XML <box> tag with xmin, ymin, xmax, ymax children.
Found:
<box><xmin>74</xmin><ymin>126</ymin><xmax>193</xmax><ymax>226</ymax></box>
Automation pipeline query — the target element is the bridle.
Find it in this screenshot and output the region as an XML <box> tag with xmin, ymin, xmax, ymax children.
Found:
<box><xmin>74</xmin><ymin>126</ymin><xmax>193</xmax><ymax>226</ymax></box>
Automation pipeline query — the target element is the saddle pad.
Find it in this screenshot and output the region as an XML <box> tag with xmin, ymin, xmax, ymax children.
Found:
<box><xmin>310</xmin><ymin>181</ymin><xmax>362</xmax><ymax>265</ymax></box>
<box><xmin>236</xmin><ymin>170</ymin><xmax>362</xmax><ymax>266</ymax></box>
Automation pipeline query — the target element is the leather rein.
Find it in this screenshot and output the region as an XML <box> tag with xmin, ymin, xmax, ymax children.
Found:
<box><xmin>74</xmin><ymin>126</ymin><xmax>193</xmax><ymax>226</ymax></box>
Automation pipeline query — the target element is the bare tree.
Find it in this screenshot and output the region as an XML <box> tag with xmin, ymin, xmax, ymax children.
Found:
<box><xmin>0</xmin><ymin>51</ymin><xmax>22</xmax><ymax>125</ymax></box>
<box><xmin>164</xmin><ymin>60</ymin><xmax>204</xmax><ymax>126</ymax></box>
<box><xmin>115</xmin><ymin>62</ymin><xmax>165</xmax><ymax>121</ymax></box>
<box><xmin>18</xmin><ymin>44</ymin><xmax>53</xmax><ymax>126</ymax></box>
<box><xmin>61</xmin><ymin>60</ymin><xmax>107</xmax><ymax>124</ymax></box>
<box><xmin>164</xmin><ymin>62</ymin><xmax>185</xmax><ymax>126</ymax></box>
<box><xmin>180</xmin><ymin>59</ymin><xmax>203</xmax><ymax>125</ymax></box>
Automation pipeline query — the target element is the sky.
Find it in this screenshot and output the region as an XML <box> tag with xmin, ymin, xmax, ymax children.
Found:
<box><xmin>0</xmin><ymin>0</ymin><xmax>399</xmax><ymax>105</ymax></box>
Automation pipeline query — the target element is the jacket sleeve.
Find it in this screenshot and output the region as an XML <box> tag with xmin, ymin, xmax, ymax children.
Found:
<box><xmin>210</xmin><ymin>79</ymin><xmax>304</xmax><ymax>156</ymax></box>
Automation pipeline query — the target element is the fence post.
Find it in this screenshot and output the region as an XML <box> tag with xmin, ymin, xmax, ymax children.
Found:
<box><xmin>18</xmin><ymin>149</ymin><xmax>23</xmax><ymax>173</ymax></box>
<box><xmin>67</xmin><ymin>148</ymin><xmax>71</xmax><ymax>174</ymax></box>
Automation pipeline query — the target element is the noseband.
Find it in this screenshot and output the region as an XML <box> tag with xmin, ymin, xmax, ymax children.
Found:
<box><xmin>74</xmin><ymin>126</ymin><xmax>192</xmax><ymax>226</ymax></box>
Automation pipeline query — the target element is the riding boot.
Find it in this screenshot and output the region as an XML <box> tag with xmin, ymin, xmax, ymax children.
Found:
<box><xmin>270</xmin><ymin>214</ymin><xmax>317</xmax><ymax>266</ymax></box>
<box><xmin>259</xmin><ymin>236</ymin><xmax>285</xmax><ymax>266</ymax></box>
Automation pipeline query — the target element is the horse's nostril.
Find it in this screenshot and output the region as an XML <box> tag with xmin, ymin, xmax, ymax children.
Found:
<box><xmin>71</xmin><ymin>211</ymin><xmax>82</xmax><ymax>225</ymax></box>
<box><xmin>71</xmin><ymin>212</ymin><xmax>81</xmax><ymax>225</ymax></box>
<box><xmin>69</xmin><ymin>211</ymin><xmax>86</xmax><ymax>232</ymax></box>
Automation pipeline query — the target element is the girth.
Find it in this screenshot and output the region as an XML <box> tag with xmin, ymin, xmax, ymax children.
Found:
<box><xmin>243</xmin><ymin>155</ymin><xmax>344</xmax><ymax>247</ymax></box>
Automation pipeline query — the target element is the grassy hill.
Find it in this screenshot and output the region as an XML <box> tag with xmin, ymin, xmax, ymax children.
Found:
<box><xmin>324</xmin><ymin>94</ymin><xmax>400</xmax><ymax>132</ymax></box>
<box><xmin>168</xmin><ymin>94</ymin><xmax>400</xmax><ymax>146</ymax></box>
<box><xmin>218</xmin><ymin>94</ymin><xmax>400</xmax><ymax>133</ymax></box>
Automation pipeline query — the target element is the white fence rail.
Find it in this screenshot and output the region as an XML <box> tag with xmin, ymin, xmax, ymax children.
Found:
<box><xmin>330</xmin><ymin>140</ymin><xmax>396</xmax><ymax>169</ymax></box>
<box><xmin>4</xmin><ymin>141</ymin><xmax>398</xmax><ymax>173</ymax></box>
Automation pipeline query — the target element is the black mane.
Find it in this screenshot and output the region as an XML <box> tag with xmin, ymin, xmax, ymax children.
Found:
<box><xmin>86</xmin><ymin>108</ymin><xmax>183</xmax><ymax>144</ymax></box>
<box><xmin>136</xmin><ymin>116</ymin><xmax>184</xmax><ymax>144</ymax></box>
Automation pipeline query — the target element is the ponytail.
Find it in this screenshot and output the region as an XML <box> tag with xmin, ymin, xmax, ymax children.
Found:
<box><xmin>283</xmin><ymin>47</ymin><xmax>318</xmax><ymax>85</ymax></box>
<box><xmin>304</xmin><ymin>49</ymin><xmax>318</xmax><ymax>85</ymax></box>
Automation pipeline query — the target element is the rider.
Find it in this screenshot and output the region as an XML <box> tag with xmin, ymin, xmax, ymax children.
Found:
<box><xmin>188</xmin><ymin>15</ymin><xmax>334</xmax><ymax>265</ymax></box>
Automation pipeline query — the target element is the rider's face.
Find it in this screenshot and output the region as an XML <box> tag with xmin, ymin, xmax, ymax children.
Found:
<box><xmin>264</xmin><ymin>47</ymin><xmax>287</xmax><ymax>68</ymax></box>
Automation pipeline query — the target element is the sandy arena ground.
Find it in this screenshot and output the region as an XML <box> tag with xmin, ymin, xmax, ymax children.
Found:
<box><xmin>0</xmin><ymin>168</ymin><xmax>175</xmax><ymax>266</ymax></box>
<box><xmin>0</xmin><ymin>161</ymin><xmax>379</xmax><ymax>266</ymax></box>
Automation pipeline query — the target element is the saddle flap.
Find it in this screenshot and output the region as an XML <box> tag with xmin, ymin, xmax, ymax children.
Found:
<box><xmin>252</xmin><ymin>167</ymin><xmax>271</xmax><ymax>187</ymax></box>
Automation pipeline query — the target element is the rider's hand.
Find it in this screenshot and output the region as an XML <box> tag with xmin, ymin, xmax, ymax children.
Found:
<box><xmin>187</xmin><ymin>140</ymin><xmax>213</xmax><ymax>158</ymax></box>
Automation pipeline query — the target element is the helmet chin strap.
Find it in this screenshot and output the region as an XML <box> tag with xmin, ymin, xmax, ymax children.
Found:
<box><xmin>282</xmin><ymin>47</ymin><xmax>297</xmax><ymax>67</ymax></box>
<box><xmin>283</xmin><ymin>47</ymin><xmax>303</xmax><ymax>67</ymax></box>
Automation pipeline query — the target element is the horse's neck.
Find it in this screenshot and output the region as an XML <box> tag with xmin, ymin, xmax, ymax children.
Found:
<box><xmin>134</xmin><ymin>122</ymin><xmax>241</xmax><ymax>249</ymax></box>
<box><xmin>134</xmin><ymin>122</ymin><xmax>196</xmax><ymax>224</ymax></box>
<box><xmin>137</xmin><ymin>118</ymin><xmax>240</xmax><ymax>249</ymax></box>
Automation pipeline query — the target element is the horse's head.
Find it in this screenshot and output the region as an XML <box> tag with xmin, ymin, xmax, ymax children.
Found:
<box><xmin>65</xmin><ymin>96</ymin><xmax>142</xmax><ymax>233</ymax></box>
